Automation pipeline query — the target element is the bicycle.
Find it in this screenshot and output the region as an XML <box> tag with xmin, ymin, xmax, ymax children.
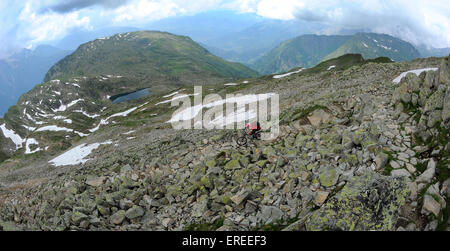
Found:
<box><xmin>236</xmin><ymin>128</ymin><xmax>261</xmax><ymax>146</ymax></box>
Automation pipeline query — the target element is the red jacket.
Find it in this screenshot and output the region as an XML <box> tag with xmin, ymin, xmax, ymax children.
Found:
<box><xmin>246</xmin><ymin>122</ymin><xmax>261</xmax><ymax>130</ymax></box>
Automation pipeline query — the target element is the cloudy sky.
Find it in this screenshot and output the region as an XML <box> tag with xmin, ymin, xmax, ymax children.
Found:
<box><xmin>1</xmin><ymin>0</ymin><xmax>449</xmax><ymax>58</ymax></box>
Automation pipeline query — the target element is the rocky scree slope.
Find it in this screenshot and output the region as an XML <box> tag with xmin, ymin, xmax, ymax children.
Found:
<box><xmin>0</xmin><ymin>56</ymin><xmax>449</xmax><ymax>231</ymax></box>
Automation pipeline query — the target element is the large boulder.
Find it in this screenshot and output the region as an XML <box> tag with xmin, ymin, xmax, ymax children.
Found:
<box><xmin>305</xmin><ymin>171</ymin><xmax>409</xmax><ymax>231</ymax></box>
<box><xmin>423</xmin><ymin>85</ymin><xmax>445</xmax><ymax>114</ymax></box>
<box><xmin>442</xmin><ymin>85</ymin><xmax>450</xmax><ymax>124</ymax></box>
<box><xmin>307</xmin><ymin>109</ymin><xmax>334</xmax><ymax>127</ymax></box>
<box><xmin>424</xmin><ymin>70</ymin><xmax>439</xmax><ymax>90</ymax></box>
<box><xmin>440</xmin><ymin>56</ymin><xmax>449</xmax><ymax>84</ymax></box>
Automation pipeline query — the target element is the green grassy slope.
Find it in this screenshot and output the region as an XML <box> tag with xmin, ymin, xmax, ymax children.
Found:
<box><xmin>323</xmin><ymin>33</ymin><xmax>420</xmax><ymax>62</ymax></box>
<box><xmin>254</xmin><ymin>33</ymin><xmax>421</xmax><ymax>75</ymax></box>
<box><xmin>44</xmin><ymin>31</ymin><xmax>259</xmax><ymax>83</ymax></box>
<box><xmin>253</xmin><ymin>34</ymin><xmax>351</xmax><ymax>74</ymax></box>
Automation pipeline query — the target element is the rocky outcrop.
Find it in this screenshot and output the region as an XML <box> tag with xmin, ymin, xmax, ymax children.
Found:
<box><xmin>391</xmin><ymin>56</ymin><xmax>449</xmax><ymax>231</ymax></box>
<box><xmin>306</xmin><ymin>171</ymin><xmax>409</xmax><ymax>231</ymax></box>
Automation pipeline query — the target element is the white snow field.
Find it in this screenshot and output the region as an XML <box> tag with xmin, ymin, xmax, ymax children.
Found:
<box><xmin>25</xmin><ymin>138</ymin><xmax>41</xmax><ymax>154</ymax></box>
<box><xmin>273</xmin><ymin>69</ymin><xmax>303</xmax><ymax>79</ymax></box>
<box><xmin>0</xmin><ymin>123</ymin><xmax>24</xmax><ymax>149</ymax></box>
<box><xmin>49</xmin><ymin>140</ymin><xmax>113</xmax><ymax>166</ymax></box>
<box><xmin>167</xmin><ymin>93</ymin><xmax>276</xmax><ymax>126</ymax></box>
<box><xmin>393</xmin><ymin>68</ymin><xmax>439</xmax><ymax>84</ymax></box>
<box><xmin>89</xmin><ymin>107</ymin><xmax>138</xmax><ymax>133</ymax></box>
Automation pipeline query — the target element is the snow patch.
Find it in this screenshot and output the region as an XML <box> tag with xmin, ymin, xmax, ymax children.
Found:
<box><xmin>209</xmin><ymin>107</ymin><xmax>257</xmax><ymax>127</ymax></box>
<box><xmin>0</xmin><ymin>124</ymin><xmax>23</xmax><ymax>149</ymax></box>
<box><xmin>163</xmin><ymin>91</ymin><xmax>180</xmax><ymax>98</ymax></box>
<box><xmin>273</xmin><ymin>69</ymin><xmax>303</xmax><ymax>79</ymax></box>
<box><xmin>36</xmin><ymin>125</ymin><xmax>88</xmax><ymax>137</ymax></box>
<box><xmin>52</xmin><ymin>99</ymin><xmax>83</xmax><ymax>113</ymax></box>
<box><xmin>53</xmin><ymin>116</ymin><xmax>66</xmax><ymax>120</ymax></box>
<box><xmin>49</xmin><ymin>140</ymin><xmax>113</xmax><ymax>167</ymax></box>
<box><xmin>25</xmin><ymin>138</ymin><xmax>41</xmax><ymax>154</ymax></box>
<box><xmin>327</xmin><ymin>65</ymin><xmax>336</xmax><ymax>70</ymax></box>
<box><xmin>89</xmin><ymin>107</ymin><xmax>138</xmax><ymax>133</ymax></box>
<box><xmin>155</xmin><ymin>93</ymin><xmax>199</xmax><ymax>106</ymax></box>
<box><xmin>379</xmin><ymin>44</ymin><xmax>392</xmax><ymax>50</ymax></box>
<box><xmin>393</xmin><ymin>68</ymin><xmax>439</xmax><ymax>84</ymax></box>
<box><xmin>23</xmin><ymin>125</ymin><xmax>36</xmax><ymax>131</ymax></box>
<box><xmin>167</xmin><ymin>93</ymin><xmax>276</xmax><ymax>125</ymax></box>
<box><xmin>73</xmin><ymin>109</ymin><xmax>100</xmax><ymax>118</ymax></box>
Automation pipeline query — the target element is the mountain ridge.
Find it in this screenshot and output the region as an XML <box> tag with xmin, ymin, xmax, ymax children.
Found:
<box><xmin>44</xmin><ymin>31</ymin><xmax>258</xmax><ymax>83</ymax></box>
<box><xmin>253</xmin><ymin>32</ymin><xmax>422</xmax><ymax>74</ymax></box>
<box><xmin>323</xmin><ymin>32</ymin><xmax>420</xmax><ymax>62</ymax></box>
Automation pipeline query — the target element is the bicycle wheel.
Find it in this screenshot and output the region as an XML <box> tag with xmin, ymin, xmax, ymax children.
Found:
<box><xmin>236</xmin><ymin>136</ymin><xmax>247</xmax><ymax>146</ymax></box>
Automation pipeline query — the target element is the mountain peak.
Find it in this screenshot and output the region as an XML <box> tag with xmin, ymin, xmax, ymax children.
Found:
<box><xmin>254</xmin><ymin>32</ymin><xmax>421</xmax><ymax>74</ymax></box>
<box><xmin>44</xmin><ymin>30</ymin><xmax>258</xmax><ymax>82</ymax></box>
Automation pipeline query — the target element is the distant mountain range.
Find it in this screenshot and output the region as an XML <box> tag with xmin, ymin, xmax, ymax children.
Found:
<box><xmin>254</xmin><ymin>33</ymin><xmax>422</xmax><ymax>74</ymax></box>
<box><xmin>253</xmin><ymin>34</ymin><xmax>351</xmax><ymax>75</ymax></box>
<box><xmin>1</xmin><ymin>10</ymin><xmax>450</xmax><ymax>117</ymax></box>
<box><xmin>323</xmin><ymin>33</ymin><xmax>421</xmax><ymax>62</ymax></box>
<box><xmin>201</xmin><ymin>19</ymin><xmax>325</xmax><ymax>65</ymax></box>
<box><xmin>0</xmin><ymin>45</ymin><xmax>71</xmax><ymax>116</ymax></box>
<box><xmin>416</xmin><ymin>44</ymin><xmax>450</xmax><ymax>58</ymax></box>
<box><xmin>48</xmin><ymin>13</ymin><xmax>324</xmax><ymax>66</ymax></box>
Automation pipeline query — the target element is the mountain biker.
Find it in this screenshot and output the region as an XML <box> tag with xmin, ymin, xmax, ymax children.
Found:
<box><xmin>245</xmin><ymin>121</ymin><xmax>261</xmax><ymax>139</ymax></box>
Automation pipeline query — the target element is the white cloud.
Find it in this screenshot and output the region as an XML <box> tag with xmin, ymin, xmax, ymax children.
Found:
<box><xmin>221</xmin><ymin>0</ymin><xmax>259</xmax><ymax>13</ymax></box>
<box><xmin>222</xmin><ymin>0</ymin><xmax>450</xmax><ymax>47</ymax></box>
<box><xmin>113</xmin><ymin>0</ymin><xmax>223</xmax><ymax>23</ymax></box>
<box><xmin>17</xmin><ymin>2</ymin><xmax>91</xmax><ymax>46</ymax></box>
<box><xmin>274</xmin><ymin>0</ymin><xmax>450</xmax><ymax>48</ymax></box>
<box><xmin>255</xmin><ymin>0</ymin><xmax>305</xmax><ymax>20</ymax></box>
<box><xmin>113</xmin><ymin>0</ymin><xmax>180</xmax><ymax>23</ymax></box>
<box><xmin>1</xmin><ymin>0</ymin><xmax>450</xmax><ymax>57</ymax></box>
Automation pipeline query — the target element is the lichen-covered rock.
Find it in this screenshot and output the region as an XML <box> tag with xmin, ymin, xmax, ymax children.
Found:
<box><xmin>393</xmin><ymin>77</ymin><xmax>412</xmax><ymax>103</ymax></box>
<box><xmin>307</xmin><ymin>109</ymin><xmax>334</xmax><ymax>127</ymax></box>
<box><xmin>423</xmin><ymin>85</ymin><xmax>445</xmax><ymax>113</ymax></box>
<box><xmin>191</xmin><ymin>198</ymin><xmax>208</xmax><ymax>218</ymax></box>
<box><xmin>440</xmin><ymin>56</ymin><xmax>449</xmax><ymax>84</ymax></box>
<box><xmin>125</xmin><ymin>205</ymin><xmax>144</xmax><ymax>219</ymax></box>
<box><xmin>352</xmin><ymin>129</ymin><xmax>366</xmax><ymax>146</ymax></box>
<box><xmin>306</xmin><ymin>171</ymin><xmax>409</xmax><ymax>231</ymax></box>
<box><xmin>0</xmin><ymin>219</ymin><xmax>21</xmax><ymax>231</ymax></box>
<box><xmin>260</xmin><ymin>206</ymin><xmax>283</xmax><ymax>225</ymax></box>
<box><xmin>110</xmin><ymin>210</ymin><xmax>126</xmax><ymax>225</ymax></box>
<box><xmin>224</xmin><ymin>159</ymin><xmax>241</xmax><ymax>170</ymax></box>
<box><xmin>442</xmin><ymin>86</ymin><xmax>450</xmax><ymax>123</ymax></box>
<box><xmin>404</xmin><ymin>72</ymin><xmax>422</xmax><ymax>93</ymax></box>
<box><xmin>319</xmin><ymin>167</ymin><xmax>339</xmax><ymax>188</ymax></box>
